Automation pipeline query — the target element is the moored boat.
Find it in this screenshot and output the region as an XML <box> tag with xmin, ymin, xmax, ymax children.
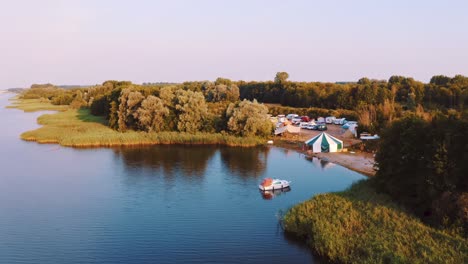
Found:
<box><xmin>259</xmin><ymin>178</ymin><xmax>291</xmax><ymax>191</ymax></box>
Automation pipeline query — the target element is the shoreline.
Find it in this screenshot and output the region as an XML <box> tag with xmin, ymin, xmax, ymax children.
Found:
<box><xmin>9</xmin><ymin>97</ymin><xmax>376</xmax><ymax>174</ymax></box>
<box><xmin>273</xmin><ymin>139</ymin><xmax>376</xmax><ymax>177</ymax></box>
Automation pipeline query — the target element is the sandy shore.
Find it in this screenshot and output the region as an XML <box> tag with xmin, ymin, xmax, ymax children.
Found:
<box><xmin>309</xmin><ymin>151</ymin><xmax>376</xmax><ymax>176</ymax></box>
<box><xmin>274</xmin><ymin>139</ymin><xmax>376</xmax><ymax>177</ymax></box>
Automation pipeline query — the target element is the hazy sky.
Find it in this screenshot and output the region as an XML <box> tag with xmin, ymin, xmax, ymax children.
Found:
<box><xmin>1</xmin><ymin>0</ymin><xmax>467</xmax><ymax>88</ymax></box>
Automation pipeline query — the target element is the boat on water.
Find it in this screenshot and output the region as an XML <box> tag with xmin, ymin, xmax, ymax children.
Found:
<box><xmin>259</xmin><ymin>178</ymin><xmax>291</xmax><ymax>191</ymax></box>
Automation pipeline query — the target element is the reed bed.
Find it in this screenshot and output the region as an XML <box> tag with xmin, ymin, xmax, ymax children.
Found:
<box><xmin>7</xmin><ymin>98</ymin><xmax>69</xmax><ymax>112</ymax></box>
<box><xmin>283</xmin><ymin>180</ymin><xmax>467</xmax><ymax>264</ymax></box>
<box><xmin>18</xmin><ymin>107</ymin><xmax>265</xmax><ymax>148</ymax></box>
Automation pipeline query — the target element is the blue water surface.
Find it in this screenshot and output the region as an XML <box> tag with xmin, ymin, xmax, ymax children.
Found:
<box><xmin>0</xmin><ymin>94</ymin><xmax>365</xmax><ymax>263</ymax></box>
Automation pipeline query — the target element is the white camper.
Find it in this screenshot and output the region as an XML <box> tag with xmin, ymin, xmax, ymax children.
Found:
<box><xmin>325</xmin><ymin>116</ymin><xmax>336</xmax><ymax>124</ymax></box>
<box><xmin>334</xmin><ymin>118</ymin><xmax>347</xmax><ymax>125</ymax></box>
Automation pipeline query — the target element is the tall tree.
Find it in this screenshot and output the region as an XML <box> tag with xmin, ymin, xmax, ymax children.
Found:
<box><xmin>226</xmin><ymin>99</ymin><xmax>273</xmax><ymax>137</ymax></box>
<box><xmin>274</xmin><ymin>72</ymin><xmax>289</xmax><ymax>84</ymax></box>
<box><xmin>135</xmin><ymin>95</ymin><xmax>169</xmax><ymax>132</ymax></box>
<box><xmin>117</xmin><ymin>88</ymin><xmax>144</xmax><ymax>132</ymax></box>
<box><xmin>174</xmin><ymin>90</ymin><xmax>208</xmax><ymax>133</ymax></box>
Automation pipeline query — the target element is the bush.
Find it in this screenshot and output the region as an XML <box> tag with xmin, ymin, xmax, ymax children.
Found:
<box><xmin>283</xmin><ymin>180</ymin><xmax>467</xmax><ymax>264</ymax></box>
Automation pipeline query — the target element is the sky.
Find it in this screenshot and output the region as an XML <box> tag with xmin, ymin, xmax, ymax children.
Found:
<box><xmin>0</xmin><ymin>0</ymin><xmax>467</xmax><ymax>88</ymax></box>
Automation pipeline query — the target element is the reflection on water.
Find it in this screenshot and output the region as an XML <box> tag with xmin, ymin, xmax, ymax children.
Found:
<box><xmin>306</xmin><ymin>156</ymin><xmax>336</xmax><ymax>170</ymax></box>
<box><xmin>220</xmin><ymin>146</ymin><xmax>269</xmax><ymax>178</ymax></box>
<box><xmin>114</xmin><ymin>145</ymin><xmax>271</xmax><ymax>181</ymax></box>
<box><xmin>260</xmin><ymin>187</ymin><xmax>291</xmax><ymax>200</ymax></box>
<box><xmin>113</xmin><ymin>145</ymin><xmax>217</xmax><ymax>178</ymax></box>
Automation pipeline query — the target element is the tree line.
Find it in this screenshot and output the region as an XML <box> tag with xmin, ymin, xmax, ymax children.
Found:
<box><xmin>21</xmin><ymin>80</ymin><xmax>273</xmax><ymax>137</ymax></box>
<box><xmin>237</xmin><ymin>73</ymin><xmax>468</xmax><ymax>110</ymax></box>
<box><xmin>236</xmin><ymin>73</ymin><xmax>468</xmax><ymax>132</ymax></box>
<box><xmin>20</xmin><ymin>73</ymin><xmax>467</xmax><ymax>135</ymax></box>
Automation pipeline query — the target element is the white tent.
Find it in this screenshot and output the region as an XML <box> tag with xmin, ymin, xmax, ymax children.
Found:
<box><xmin>305</xmin><ymin>132</ymin><xmax>344</xmax><ymax>153</ymax></box>
<box><xmin>274</xmin><ymin>124</ymin><xmax>301</xmax><ymax>135</ymax></box>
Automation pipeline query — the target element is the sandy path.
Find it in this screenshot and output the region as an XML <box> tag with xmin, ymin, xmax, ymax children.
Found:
<box><xmin>310</xmin><ymin>151</ymin><xmax>376</xmax><ymax>176</ymax></box>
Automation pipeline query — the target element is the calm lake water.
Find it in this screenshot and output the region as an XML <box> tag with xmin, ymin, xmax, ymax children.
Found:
<box><xmin>0</xmin><ymin>93</ymin><xmax>365</xmax><ymax>264</ymax></box>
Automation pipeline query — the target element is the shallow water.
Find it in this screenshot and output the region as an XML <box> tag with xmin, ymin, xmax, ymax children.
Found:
<box><xmin>0</xmin><ymin>94</ymin><xmax>365</xmax><ymax>263</ymax></box>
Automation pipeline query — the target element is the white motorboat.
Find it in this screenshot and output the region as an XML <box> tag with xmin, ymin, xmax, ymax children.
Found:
<box><xmin>259</xmin><ymin>178</ymin><xmax>291</xmax><ymax>191</ymax></box>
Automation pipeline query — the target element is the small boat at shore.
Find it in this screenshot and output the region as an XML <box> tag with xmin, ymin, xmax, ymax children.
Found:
<box><xmin>259</xmin><ymin>178</ymin><xmax>291</xmax><ymax>191</ymax></box>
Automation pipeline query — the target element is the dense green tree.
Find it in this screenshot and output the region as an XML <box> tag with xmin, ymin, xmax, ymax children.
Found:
<box><xmin>135</xmin><ymin>95</ymin><xmax>169</xmax><ymax>132</ymax></box>
<box><xmin>174</xmin><ymin>90</ymin><xmax>208</xmax><ymax>133</ymax></box>
<box><xmin>215</xmin><ymin>77</ymin><xmax>232</xmax><ymax>86</ymax></box>
<box><xmin>203</xmin><ymin>81</ymin><xmax>240</xmax><ymax>102</ymax></box>
<box><xmin>375</xmin><ymin>115</ymin><xmax>468</xmax><ymax>233</ymax></box>
<box><xmin>274</xmin><ymin>72</ymin><xmax>289</xmax><ymax>84</ymax></box>
<box><xmin>226</xmin><ymin>99</ymin><xmax>273</xmax><ymax>137</ymax></box>
<box><xmin>117</xmin><ymin>89</ymin><xmax>144</xmax><ymax>132</ymax></box>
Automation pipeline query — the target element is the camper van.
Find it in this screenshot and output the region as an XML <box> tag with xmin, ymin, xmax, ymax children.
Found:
<box><xmin>334</xmin><ymin>118</ymin><xmax>347</xmax><ymax>125</ymax></box>
<box><xmin>286</xmin><ymin>114</ymin><xmax>299</xmax><ymax>120</ymax></box>
<box><xmin>325</xmin><ymin>116</ymin><xmax>336</xmax><ymax>124</ymax></box>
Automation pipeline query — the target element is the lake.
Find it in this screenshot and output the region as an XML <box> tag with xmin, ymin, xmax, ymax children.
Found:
<box><xmin>0</xmin><ymin>93</ymin><xmax>365</xmax><ymax>263</ymax></box>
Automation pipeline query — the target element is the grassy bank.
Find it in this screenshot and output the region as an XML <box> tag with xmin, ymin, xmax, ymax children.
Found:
<box><xmin>7</xmin><ymin>98</ymin><xmax>69</xmax><ymax>112</ymax></box>
<box><xmin>283</xmin><ymin>180</ymin><xmax>467</xmax><ymax>264</ymax></box>
<box><xmin>9</xmin><ymin>99</ymin><xmax>266</xmax><ymax>147</ymax></box>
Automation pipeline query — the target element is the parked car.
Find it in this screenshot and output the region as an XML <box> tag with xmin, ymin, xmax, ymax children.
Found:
<box><xmin>300</xmin><ymin>116</ymin><xmax>310</xmax><ymax>122</ymax></box>
<box><xmin>299</xmin><ymin>122</ymin><xmax>310</xmax><ymax>128</ymax></box>
<box><xmin>325</xmin><ymin>116</ymin><xmax>336</xmax><ymax>124</ymax></box>
<box><xmin>317</xmin><ymin>124</ymin><xmax>327</xmax><ymax>131</ymax></box>
<box><xmin>306</xmin><ymin>124</ymin><xmax>317</xmax><ymax>130</ymax></box>
<box><xmin>286</xmin><ymin>114</ymin><xmax>298</xmax><ymax>120</ymax></box>
<box><xmin>292</xmin><ymin>117</ymin><xmax>302</xmax><ymax>124</ymax></box>
<box><xmin>317</xmin><ymin>117</ymin><xmax>325</xmax><ymax>123</ymax></box>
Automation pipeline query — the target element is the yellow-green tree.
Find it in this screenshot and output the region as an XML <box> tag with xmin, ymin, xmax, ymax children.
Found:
<box><xmin>175</xmin><ymin>90</ymin><xmax>208</xmax><ymax>133</ymax></box>
<box><xmin>135</xmin><ymin>95</ymin><xmax>169</xmax><ymax>132</ymax></box>
<box><xmin>227</xmin><ymin>99</ymin><xmax>273</xmax><ymax>137</ymax></box>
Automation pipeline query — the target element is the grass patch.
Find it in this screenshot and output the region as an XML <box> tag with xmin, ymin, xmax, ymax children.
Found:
<box><xmin>7</xmin><ymin>98</ymin><xmax>69</xmax><ymax>112</ymax></box>
<box><xmin>283</xmin><ymin>180</ymin><xmax>467</xmax><ymax>264</ymax></box>
<box><xmin>11</xmin><ymin>100</ymin><xmax>265</xmax><ymax>147</ymax></box>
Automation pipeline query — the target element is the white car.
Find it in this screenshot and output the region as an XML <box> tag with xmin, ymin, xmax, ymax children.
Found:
<box><xmin>286</xmin><ymin>114</ymin><xmax>299</xmax><ymax>120</ymax></box>
<box><xmin>292</xmin><ymin>117</ymin><xmax>302</xmax><ymax>124</ymax></box>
